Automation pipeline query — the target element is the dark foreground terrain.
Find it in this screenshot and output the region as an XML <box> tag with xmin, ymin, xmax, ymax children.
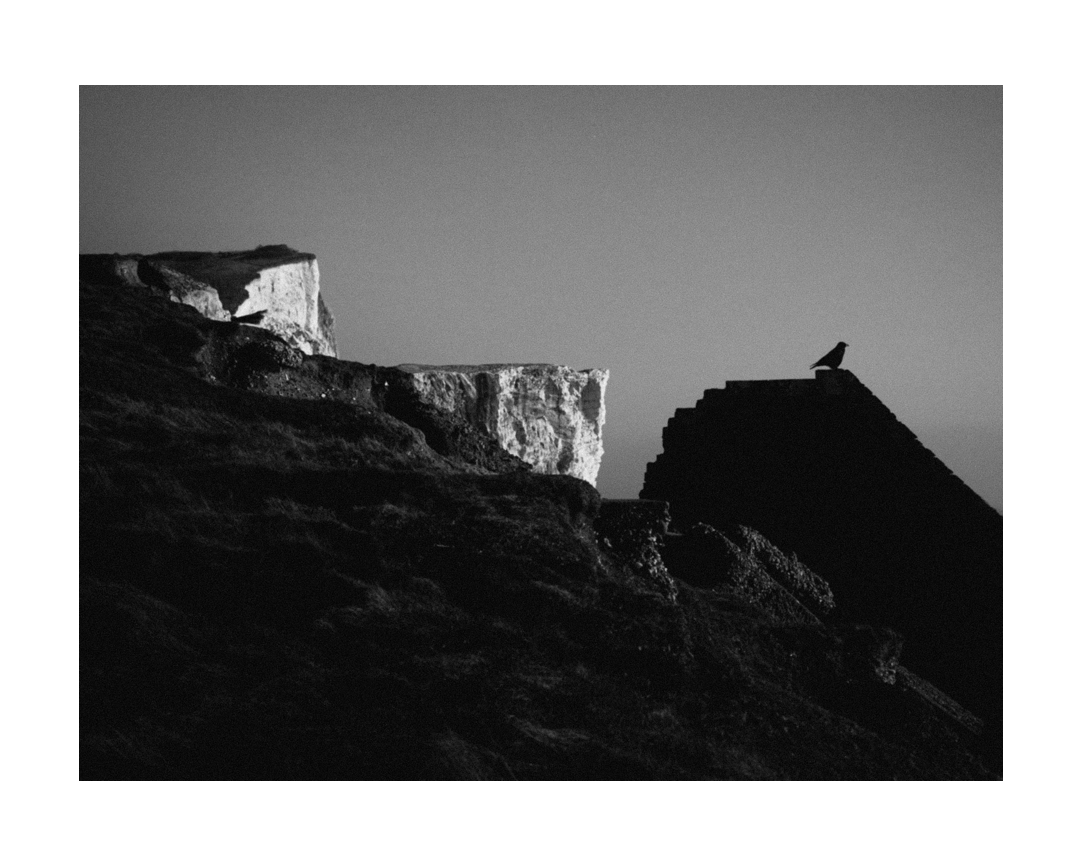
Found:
<box><xmin>80</xmin><ymin>273</ymin><xmax>998</xmax><ymax>779</ymax></box>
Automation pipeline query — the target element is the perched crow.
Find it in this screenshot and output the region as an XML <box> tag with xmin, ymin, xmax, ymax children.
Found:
<box><xmin>810</xmin><ymin>341</ymin><xmax>848</xmax><ymax>370</ymax></box>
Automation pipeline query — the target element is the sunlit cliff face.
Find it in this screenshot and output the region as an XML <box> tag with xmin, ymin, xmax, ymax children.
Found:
<box><xmin>398</xmin><ymin>364</ymin><xmax>609</xmax><ymax>486</ymax></box>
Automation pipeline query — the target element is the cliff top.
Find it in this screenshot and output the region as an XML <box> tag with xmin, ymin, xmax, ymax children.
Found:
<box><xmin>83</xmin><ymin>244</ymin><xmax>315</xmax><ymax>266</ymax></box>
<box><xmin>81</xmin><ymin>245</ymin><xmax>315</xmax><ymax>305</ymax></box>
<box><xmin>396</xmin><ymin>363</ymin><xmax>607</xmax><ymax>375</ymax></box>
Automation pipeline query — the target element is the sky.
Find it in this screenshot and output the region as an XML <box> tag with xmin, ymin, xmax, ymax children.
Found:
<box><xmin>80</xmin><ymin>86</ymin><xmax>1002</xmax><ymax>510</ymax></box>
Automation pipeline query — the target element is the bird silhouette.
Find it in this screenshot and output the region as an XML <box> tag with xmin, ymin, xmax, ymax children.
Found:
<box><xmin>232</xmin><ymin>309</ymin><xmax>267</xmax><ymax>325</ymax></box>
<box><xmin>810</xmin><ymin>341</ymin><xmax>848</xmax><ymax>370</ymax></box>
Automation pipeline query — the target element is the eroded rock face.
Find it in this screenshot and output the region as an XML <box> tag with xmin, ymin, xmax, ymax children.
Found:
<box><xmin>395</xmin><ymin>364</ymin><xmax>609</xmax><ymax>485</ymax></box>
<box><xmin>595</xmin><ymin>499</ymin><xmax>678</xmax><ymax>602</ymax></box>
<box><xmin>662</xmin><ymin>522</ymin><xmax>830</xmax><ymax>625</ymax></box>
<box><xmin>79</xmin><ymin>246</ymin><xmax>337</xmax><ymax>357</ymax></box>
<box><xmin>229</xmin><ymin>256</ymin><xmax>335</xmax><ymax>357</ymax></box>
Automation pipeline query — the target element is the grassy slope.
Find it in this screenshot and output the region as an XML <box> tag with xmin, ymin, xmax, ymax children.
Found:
<box><xmin>80</xmin><ymin>277</ymin><xmax>995</xmax><ymax>779</ymax></box>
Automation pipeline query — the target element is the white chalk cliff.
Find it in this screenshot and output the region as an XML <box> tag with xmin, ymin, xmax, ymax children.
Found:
<box><xmin>229</xmin><ymin>257</ymin><xmax>335</xmax><ymax>357</ymax></box>
<box><xmin>396</xmin><ymin>364</ymin><xmax>609</xmax><ymax>486</ymax></box>
<box><xmin>82</xmin><ymin>247</ymin><xmax>610</xmax><ymax>483</ymax></box>
<box><xmin>94</xmin><ymin>246</ymin><xmax>336</xmax><ymax>356</ymax></box>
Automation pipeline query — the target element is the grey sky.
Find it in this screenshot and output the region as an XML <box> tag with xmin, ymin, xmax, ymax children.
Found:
<box><xmin>80</xmin><ymin>86</ymin><xmax>1002</xmax><ymax>510</ymax></box>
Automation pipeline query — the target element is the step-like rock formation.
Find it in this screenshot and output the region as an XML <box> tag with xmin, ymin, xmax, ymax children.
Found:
<box><xmin>395</xmin><ymin>365</ymin><xmax>609</xmax><ymax>486</ymax></box>
<box><xmin>641</xmin><ymin>369</ymin><xmax>1002</xmax><ymax>751</ymax></box>
<box><xmin>79</xmin><ymin>245</ymin><xmax>336</xmax><ymax>356</ymax></box>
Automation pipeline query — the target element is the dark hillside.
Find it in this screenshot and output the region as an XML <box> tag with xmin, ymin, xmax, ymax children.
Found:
<box><xmin>641</xmin><ymin>375</ymin><xmax>1003</xmax><ymax>761</ymax></box>
<box><xmin>80</xmin><ymin>275</ymin><xmax>997</xmax><ymax>779</ymax></box>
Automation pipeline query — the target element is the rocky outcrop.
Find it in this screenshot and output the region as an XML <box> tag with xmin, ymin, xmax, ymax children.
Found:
<box><xmin>641</xmin><ymin>369</ymin><xmax>1002</xmax><ymax>754</ymax></box>
<box><xmin>79</xmin><ymin>249</ymin><xmax>610</xmax><ymax>484</ymax></box>
<box><xmin>594</xmin><ymin>498</ymin><xmax>984</xmax><ymax>742</ymax></box>
<box><xmin>595</xmin><ymin>499</ymin><xmax>677</xmax><ymax>601</ymax></box>
<box><xmin>663</xmin><ymin>522</ymin><xmax>835</xmax><ymax>624</ymax></box>
<box><xmin>394</xmin><ymin>365</ymin><xmax>609</xmax><ymax>486</ymax></box>
<box><xmin>79</xmin><ymin>245</ymin><xmax>336</xmax><ymax>356</ymax></box>
<box><xmin>137</xmin><ymin>308</ymin><xmax>607</xmax><ymax>483</ymax></box>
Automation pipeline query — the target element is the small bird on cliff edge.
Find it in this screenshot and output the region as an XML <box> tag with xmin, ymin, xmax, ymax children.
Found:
<box><xmin>232</xmin><ymin>309</ymin><xmax>267</xmax><ymax>325</ymax></box>
<box><xmin>810</xmin><ymin>341</ymin><xmax>848</xmax><ymax>370</ymax></box>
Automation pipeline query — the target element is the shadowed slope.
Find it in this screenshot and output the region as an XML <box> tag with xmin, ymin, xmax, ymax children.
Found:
<box><xmin>80</xmin><ymin>276</ymin><xmax>996</xmax><ymax>779</ymax></box>
<box><xmin>642</xmin><ymin>372</ymin><xmax>1002</xmax><ymax>763</ymax></box>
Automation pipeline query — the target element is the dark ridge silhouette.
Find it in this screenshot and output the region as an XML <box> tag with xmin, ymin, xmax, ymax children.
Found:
<box><xmin>640</xmin><ymin>369</ymin><xmax>1002</xmax><ymax>765</ymax></box>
